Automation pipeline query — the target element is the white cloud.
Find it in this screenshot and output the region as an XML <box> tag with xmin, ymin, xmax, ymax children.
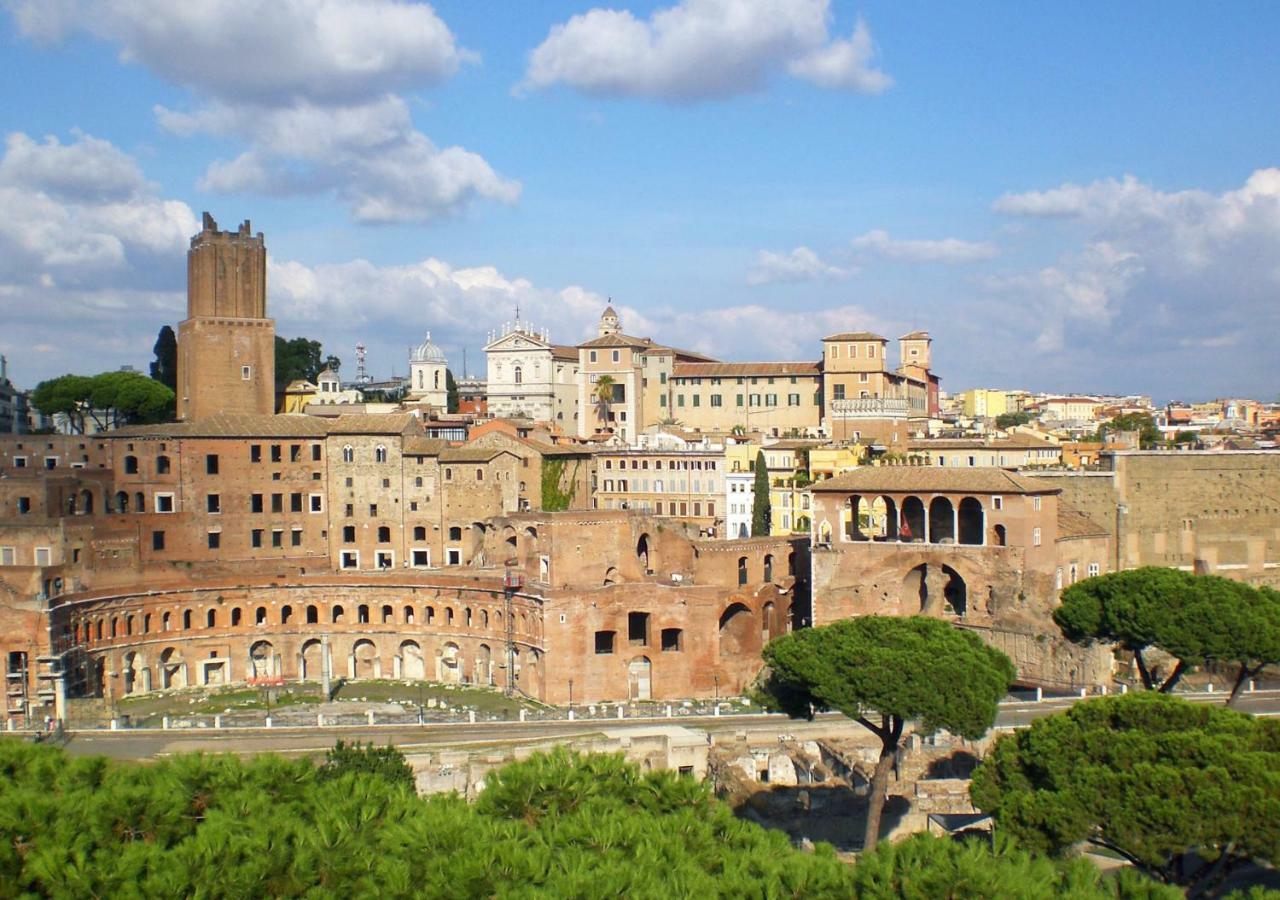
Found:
<box><xmin>8</xmin><ymin>0</ymin><xmax>516</xmax><ymax>224</ymax></box>
<box><xmin>520</xmin><ymin>0</ymin><xmax>891</xmax><ymax>100</ymax></box>
<box><xmin>787</xmin><ymin>17</ymin><xmax>892</xmax><ymax>93</ymax></box>
<box><xmin>851</xmin><ymin>229</ymin><xmax>998</xmax><ymax>263</ymax></box>
<box><xmin>747</xmin><ymin>246</ymin><xmax>850</xmax><ymax>284</ymax></box>
<box><xmin>985</xmin><ymin>169</ymin><xmax>1280</xmax><ymax>386</ymax></box>
<box><xmin>7</xmin><ymin>0</ymin><xmax>468</xmax><ymax>104</ymax></box>
<box><xmin>158</xmin><ymin>97</ymin><xmax>521</xmax><ymax>224</ymax></box>
<box><xmin>0</xmin><ymin>133</ymin><xmax>197</xmax><ymax>382</ymax></box>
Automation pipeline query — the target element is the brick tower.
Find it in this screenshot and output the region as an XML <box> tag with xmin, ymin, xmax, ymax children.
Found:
<box><xmin>176</xmin><ymin>213</ymin><xmax>275</xmax><ymax>420</ymax></box>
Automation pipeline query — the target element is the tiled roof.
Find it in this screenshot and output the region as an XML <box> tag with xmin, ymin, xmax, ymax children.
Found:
<box><xmin>438</xmin><ymin>447</ymin><xmax>513</xmax><ymax>463</ymax></box>
<box><xmin>673</xmin><ymin>361</ymin><xmax>820</xmax><ymax>378</ymax></box>
<box><xmin>577</xmin><ymin>333</ymin><xmax>652</xmax><ymax>349</ymax></box>
<box><xmin>402</xmin><ymin>437</ymin><xmax>449</xmax><ymax>456</ymax></box>
<box><xmin>113</xmin><ymin>414</ymin><xmax>327</xmax><ymax>438</ymax></box>
<box><xmin>908</xmin><ymin>434</ymin><xmax>1059</xmax><ymax>451</ymax></box>
<box><xmin>899</xmin><ymin>330</ymin><xmax>931</xmax><ymax>340</ymax></box>
<box><xmin>822</xmin><ymin>331</ymin><xmax>887</xmax><ymax>342</ymax></box>
<box><xmin>551</xmin><ymin>344</ymin><xmax>580</xmax><ymax>360</ymax></box>
<box><xmin>577</xmin><ymin>333</ymin><xmax>718</xmax><ymax>362</ymax></box>
<box><xmin>1057</xmin><ymin>504</ymin><xmax>1108</xmax><ymax>539</ymax></box>
<box><xmin>323</xmin><ymin>414</ymin><xmax>420</xmax><ymax>435</ymax></box>
<box><xmin>811</xmin><ymin>466</ymin><xmax>1057</xmax><ymax>495</ymax></box>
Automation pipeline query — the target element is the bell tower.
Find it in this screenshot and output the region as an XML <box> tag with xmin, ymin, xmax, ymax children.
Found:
<box><xmin>176</xmin><ymin>213</ymin><xmax>276</xmax><ymax>420</ymax></box>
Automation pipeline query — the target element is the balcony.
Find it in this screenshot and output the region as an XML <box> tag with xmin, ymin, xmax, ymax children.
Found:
<box><xmin>829</xmin><ymin>398</ymin><xmax>910</xmax><ymax>419</ymax></box>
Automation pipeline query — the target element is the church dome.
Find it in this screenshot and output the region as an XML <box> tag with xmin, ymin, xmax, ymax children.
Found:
<box><xmin>412</xmin><ymin>332</ymin><xmax>446</xmax><ymax>363</ymax></box>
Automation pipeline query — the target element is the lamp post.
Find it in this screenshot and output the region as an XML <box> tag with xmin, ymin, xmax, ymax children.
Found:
<box><xmin>568</xmin><ymin>678</ymin><xmax>574</xmax><ymax>715</ymax></box>
<box><xmin>713</xmin><ymin>675</ymin><xmax>719</xmax><ymax>705</ymax></box>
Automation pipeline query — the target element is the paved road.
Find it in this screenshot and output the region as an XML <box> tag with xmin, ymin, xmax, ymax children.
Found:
<box><xmin>44</xmin><ymin>689</ymin><xmax>1280</xmax><ymax>760</ymax></box>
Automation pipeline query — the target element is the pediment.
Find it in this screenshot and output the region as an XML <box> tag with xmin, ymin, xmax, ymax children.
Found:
<box><xmin>484</xmin><ymin>331</ymin><xmax>552</xmax><ymax>353</ymax></box>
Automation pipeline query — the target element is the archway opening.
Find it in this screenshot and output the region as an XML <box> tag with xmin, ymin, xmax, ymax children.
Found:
<box><xmin>993</xmin><ymin>524</ymin><xmax>1007</xmax><ymax>547</ymax></box>
<box><xmin>399</xmin><ymin>640</ymin><xmax>425</xmax><ymax>679</ymax></box>
<box><xmin>636</xmin><ymin>533</ymin><xmax>652</xmax><ymax>573</ymax></box>
<box><xmin>351</xmin><ymin>639</ymin><xmax>379</xmax><ymax>679</ymax></box>
<box><xmin>628</xmin><ymin>656</ymin><xmax>652</xmax><ymax>701</ymax></box>
<box><xmin>718</xmin><ymin>602</ymin><xmax>753</xmax><ymax>657</ymax></box>
<box><xmin>958</xmin><ymin>498</ymin><xmax>984</xmax><ymax>545</ymax></box>
<box><xmin>902</xmin><ymin>564</ymin><xmax>928</xmax><ymax>612</ymax></box>
<box><xmin>900</xmin><ymin>497</ymin><xmax>925</xmax><ymax>542</ymax></box>
<box><xmin>929</xmin><ymin>497</ymin><xmax>956</xmax><ymax>544</ymax></box>
<box><xmin>942</xmin><ymin>565</ymin><xmax>968</xmax><ymax>616</ymax></box>
<box><xmin>300</xmin><ymin>639</ymin><xmax>324</xmax><ymax>680</ymax></box>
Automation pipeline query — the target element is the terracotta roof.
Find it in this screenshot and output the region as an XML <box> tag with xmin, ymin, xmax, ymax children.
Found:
<box><xmin>811</xmin><ymin>466</ymin><xmax>1057</xmax><ymax>495</ymax></box>
<box><xmin>113</xmin><ymin>414</ymin><xmax>327</xmax><ymax>438</ymax></box>
<box><xmin>899</xmin><ymin>331</ymin><xmax>931</xmax><ymax>340</ymax></box>
<box><xmin>551</xmin><ymin>344</ymin><xmax>580</xmax><ymax>361</ymax></box>
<box><xmin>402</xmin><ymin>437</ymin><xmax>449</xmax><ymax>456</ymax></box>
<box><xmin>1057</xmin><ymin>504</ymin><xmax>1108</xmax><ymax>539</ymax></box>
<box><xmin>577</xmin><ymin>333</ymin><xmax>651</xmax><ymax>349</ymax></box>
<box><xmin>673</xmin><ymin>361</ymin><xmax>820</xmax><ymax>378</ymax></box>
<box><xmin>765</xmin><ymin>439</ymin><xmax>822</xmax><ymax>450</ymax></box>
<box><xmin>438</xmin><ymin>447</ymin><xmax>513</xmax><ymax>463</ymax></box>
<box><xmin>577</xmin><ymin>333</ymin><xmax>717</xmax><ymax>362</ymax></box>
<box><xmin>323</xmin><ymin>414</ymin><xmax>420</xmax><ymax>435</ymax></box>
<box><xmin>908</xmin><ymin>434</ymin><xmax>1059</xmax><ymax>451</ymax></box>
<box><xmin>822</xmin><ymin>331</ymin><xmax>887</xmax><ymax>342</ymax></box>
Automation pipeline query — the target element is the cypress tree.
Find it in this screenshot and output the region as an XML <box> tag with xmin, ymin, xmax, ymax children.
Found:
<box><xmin>751</xmin><ymin>450</ymin><xmax>771</xmax><ymax>536</ymax></box>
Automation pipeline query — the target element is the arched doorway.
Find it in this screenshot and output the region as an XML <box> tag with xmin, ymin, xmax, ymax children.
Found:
<box><xmin>636</xmin><ymin>533</ymin><xmax>652</xmax><ymax>573</ymax></box>
<box><xmin>628</xmin><ymin>656</ymin><xmax>652</xmax><ymax>701</ymax></box>
<box><xmin>300</xmin><ymin>639</ymin><xmax>324</xmax><ymax>681</ymax></box>
<box><xmin>900</xmin><ymin>497</ymin><xmax>925</xmax><ymax>542</ymax></box>
<box><xmin>902</xmin><ymin>565</ymin><xmax>927</xmax><ymax>612</ymax></box>
<box><xmin>122</xmin><ymin>651</ymin><xmax>142</xmax><ymax>694</ymax></box>
<box><xmin>993</xmin><ymin>524</ymin><xmax>1007</xmax><ymax>546</ymax></box>
<box><xmin>399</xmin><ymin>640</ymin><xmax>425</xmax><ymax>679</ymax></box>
<box><xmin>351</xmin><ymin>640</ymin><xmax>380</xmax><ymax>679</ymax></box>
<box><xmin>437</xmin><ymin>642</ymin><xmax>461</xmax><ymax>683</ymax></box>
<box><xmin>718</xmin><ymin>603</ymin><xmax>753</xmax><ymax>657</ymax></box>
<box><xmin>476</xmin><ymin>644</ymin><xmax>493</xmax><ymax>685</ymax></box>
<box><xmin>249</xmin><ymin>641</ymin><xmax>277</xmax><ymax>679</ymax></box>
<box><xmin>79</xmin><ymin>490</ymin><xmax>94</xmax><ymax>515</ymax></box>
<box><xmin>958</xmin><ymin>498</ymin><xmax>984</xmax><ymax>545</ymax></box>
<box><xmin>159</xmin><ymin>647</ymin><xmax>185</xmax><ymax>689</ymax></box>
<box><xmin>942</xmin><ymin>565</ymin><xmax>967</xmax><ymax>616</ymax></box>
<box><xmin>929</xmin><ymin>497</ymin><xmax>956</xmax><ymax>544</ymax></box>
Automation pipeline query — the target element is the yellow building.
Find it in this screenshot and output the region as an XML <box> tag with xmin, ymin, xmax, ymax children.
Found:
<box><xmin>960</xmin><ymin>388</ymin><xmax>1008</xmax><ymax>419</ymax></box>
<box><xmin>279</xmin><ymin>378</ymin><xmax>318</xmax><ymax>414</ymax></box>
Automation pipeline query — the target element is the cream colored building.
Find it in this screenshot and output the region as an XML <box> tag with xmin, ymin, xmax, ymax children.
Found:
<box><xmin>485</xmin><ymin>318</ymin><xmax>580</xmax><ymax>427</ymax></box>
<box><xmin>406</xmin><ymin>332</ymin><xmax>449</xmax><ymax>409</ymax></box>
<box><xmin>669</xmin><ymin>362</ymin><xmax>822</xmax><ymax>437</ymax></box>
<box><xmin>908</xmin><ymin>434</ymin><xmax>1063</xmax><ymax>468</ymax></box>
<box><xmin>592</xmin><ymin>447</ymin><xmax>726</xmax><ymax>534</ymax></box>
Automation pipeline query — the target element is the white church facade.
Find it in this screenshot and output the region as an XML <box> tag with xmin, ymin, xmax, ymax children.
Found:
<box><xmin>483</xmin><ymin>319</ymin><xmax>579</xmax><ymax>426</ymax></box>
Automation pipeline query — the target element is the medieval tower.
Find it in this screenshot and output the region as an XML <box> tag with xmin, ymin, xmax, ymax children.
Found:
<box><xmin>176</xmin><ymin>213</ymin><xmax>275</xmax><ymax>420</ymax></box>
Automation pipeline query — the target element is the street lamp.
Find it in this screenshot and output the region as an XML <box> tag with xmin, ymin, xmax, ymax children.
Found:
<box><xmin>568</xmin><ymin>678</ymin><xmax>574</xmax><ymax>714</ymax></box>
<box><xmin>713</xmin><ymin>675</ymin><xmax>719</xmax><ymax>705</ymax></box>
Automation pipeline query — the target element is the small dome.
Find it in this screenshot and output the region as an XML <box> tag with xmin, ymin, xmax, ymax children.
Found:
<box><xmin>412</xmin><ymin>331</ymin><xmax>446</xmax><ymax>363</ymax></box>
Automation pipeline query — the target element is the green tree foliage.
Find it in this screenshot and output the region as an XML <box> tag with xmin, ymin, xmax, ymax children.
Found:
<box><xmin>851</xmin><ymin>832</ymin><xmax>1182</xmax><ymax>900</ymax></box>
<box><xmin>995</xmin><ymin>410</ymin><xmax>1032</xmax><ymax>429</ymax></box>
<box><xmin>751</xmin><ymin>450</ymin><xmax>771</xmax><ymax>536</ymax></box>
<box><xmin>316</xmin><ymin>740</ymin><xmax>414</xmax><ymax>790</ymax></box>
<box><xmin>274</xmin><ymin>336</ymin><xmax>339</xmax><ymax>389</ymax></box>
<box><xmin>1054</xmin><ymin>568</ymin><xmax>1280</xmax><ymax>701</ymax></box>
<box><xmin>149</xmin><ymin>325</ymin><xmax>177</xmax><ymax>391</ymax></box>
<box><xmin>0</xmin><ymin>740</ymin><xmax>1187</xmax><ymax>898</ymax></box>
<box><xmin>445</xmin><ymin>368</ymin><xmax>459</xmax><ymax>413</ymax></box>
<box><xmin>1100</xmin><ymin>412</ymin><xmax>1161</xmax><ymax>448</ymax></box>
<box><xmin>31</xmin><ymin>371</ymin><xmax>175</xmax><ymax>432</ymax></box>
<box><xmin>756</xmin><ymin>616</ymin><xmax>1015</xmax><ymax>850</ymax></box>
<box><xmin>971</xmin><ymin>693</ymin><xmax>1280</xmax><ymax>890</ymax></box>
<box><xmin>594</xmin><ymin>374</ymin><xmax>615</xmax><ymax>428</ymax></box>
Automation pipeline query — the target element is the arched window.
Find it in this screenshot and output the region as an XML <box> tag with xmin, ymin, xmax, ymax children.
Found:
<box><xmin>738</xmin><ymin>557</ymin><xmax>749</xmax><ymax>586</ymax></box>
<box><xmin>433</xmin><ymin>371</ymin><xmax>440</xmax><ymax>390</ymax></box>
<box><xmin>332</xmin><ymin>605</ymin><xmax>345</xmax><ymax>623</ymax></box>
<box><xmin>375</xmin><ymin>445</ymin><xmax>387</xmax><ymax>463</ymax></box>
<box><xmin>206</xmin><ymin>609</ymin><xmax>216</xmax><ymax>628</ymax></box>
<box><xmin>134</xmin><ymin>492</ymin><xmax>145</xmax><ymax>513</ymax></box>
<box><xmin>231</xmin><ymin>608</ymin><xmax>242</xmax><ymax>627</ymax></box>
<box><xmin>358</xmin><ymin>604</ymin><xmax>370</xmax><ymax>624</ymax></box>
<box><xmin>282</xmin><ymin>605</ymin><xmax>293</xmax><ymax>624</ymax></box>
<box><xmin>306</xmin><ymin>605</ymin><xmax>318</xmax><ymax>624</ymax></box>
<box><xmin>124</xmin><ymin>455</ymin><xmax>138</xmax><ymax>475</ymax></box>
<box><xmin>255</xmin><ymin>606</ymin><xmax>267</xmax><ymax>625</ymax></box>
<box><xmin>342</xmin><ymin>445</ymin><xmax>354</xmax><ymax>463</ymax></box>
<box><xmin>763</xmin><ymin>554</ymin><xmax>773</xmax><ymax>583</ymax></box>
<box><xmin>514</xmin><ymin>366</ymin><xmax>523</xmax><ymax>384</ymax></box>
<box><xmin>182</xmin><ymin>609</ymin><xmax>192</xmax><ymax>630</ymax></box>
<box><xmin>417</xmin><ymin>371</ymin><xmax>423</xmax><ymax>389</ymax></box>
<box><xmin>156</xmin><ymin>455</ymin><xmax>171</xmax><ymax>475</ymax></box>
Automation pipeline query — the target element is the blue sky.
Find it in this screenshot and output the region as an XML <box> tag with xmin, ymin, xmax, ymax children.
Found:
<box><xmin>1</xmin><ymin>0</ymin><xmax>1277</xmax><ymax>402</ymax></box>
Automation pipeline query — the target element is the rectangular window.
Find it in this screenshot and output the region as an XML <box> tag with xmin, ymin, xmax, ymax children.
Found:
<box><xmin>341</xmin><ymin>551</ymin><xmax>359</xmax><ymax>570</ymax></box>
<box><xmin>589</xmin><ymin>350</ymin><xmax>597</xmax><ymax>363</ymax></box>
<box><xmin>611</xmin><ymin>349</ymin><xmax>620</xmax><ymax>363</ymax></box>
<box><xmin>250</xmin><ymin>445</ymin><xmax>262</xmax><ymax>463</ymax></box>
<box><xmin>343</xmin><ymin>525</ymin><xmax>356</xmax><ymax>543</ymax></box>
<box><xmin>271</xmin><ymin>493</ymin><xmax>283</xmax><ymax>513</ymax></box>
<box><xmin>34</xmin><ymin>547</ymin><xmax>51</xmax><ymax>567</ymax></box>
<box><xmin>659</xmin><ymin>395</ymin><xmax>667</xmax><ymax>407</ymax></box>
<box><xmin>749</xmin><ymin>394</ymin><xmax>760</xmax><ymax>407</ymax></box>
<box><xmin>206</xmin><ymin>494</ymin><xmax>221</xmax><ymax>514</ymax></box>
<box><xmin>735</xmin><ymin>394</ymin><xmax>744</xmax><ymax>407</ymax></box>
<box><xmin>291</xmin><ymin>528</ymin><xmax>302</xmax><ymax>547</ymax></box>
<box><xmin>207</xmin><ymin>531</ymin><xmax>221</xmax><ymax>550</ymax></box>
<box><xmin>446</xmin><ymin>548</ymin><xmax>461</xmax><ymax>565</ymax></box>
<box><xmin>1033</xmin><ymin>527</ymin><xmax>1042</xmax><ymax>546</ymax></box>
<box><xmin>251</xmin><ymin>493</ymin><xmax>264</xmax><ymax>513</ymax></box>
<box><xmin>1088</xmin><ymin>562</ymin><xmax>1100</xmax><ymax>578</ymax></box>
<box><xmin>710</xmin><ymin>394</ymin><xmax>722</xmax><ymax>407</ymax></box>
<box><xmin>594</xmin><ymin>631</ymin><xmax>616</xmax><ymax>654</ymax></box>
<box><xmin>992</xmin><ymin>496</ymin><xmax>1003</xmax><ymax>510</ymax></box>
<box><xmin>271</xmin><ymin>530</ymin><xmax>283</xmax><ymax>549</ymax></box>
<box><xmin>310</xmin><ymin>494</ymin><xmax>324</xmax><ymax>513</ymax></box>
<box><xmin>628</xmin><ymin>611</ymin><xmax>650</xmax><ymax>646</ymax></box>
<box><xmin>290</xmin><ymin>493</ymin><xmax>303</xmax><ymax>513</ymax></box>
<box><xmin>0</xmin><ymin>547</ymin><xmax>14</xmax><ymax>566</ymax></box>
<box><xmin>155</xmin><ymin>492</ymin><xmax>175</xmax><ymax>513</ymax></box>
<box><xmin>859</xmin><ymin>373</ymin><xmax>869</xmax><ymax>384</ymax></box>
<box><xmin>765</xmin><ymin>394</ymin><xmax>777</xmax><ymax>407</ymax></box>
<box><xmin>270</xmin><ymin>445</ymin><xmax>282</xmax><ymax>463</ymax></box>
<box><xmin>241</xmin><ymin>365</ymin><xmax>252</xmax><ymax>380</ymax></box>
<box><xmin>206</xmin><ymin>454</ymin><xmax>219</xmax><ymax>474</ymax></box>
<box><xmin>1033</xmin><ymin>496</ymin><xmax>1042</xmax><ymax>511</ymax></box>
<box><xmin>677</xmin><ymin>395</ymin><xmax>685</xmax><ymax>407</ymax></box>
<box><xmin>152</xmin><ymin>530</ymin><xmax>165</xmax><ymax>551</ymax></box>
<box><xmin>788</xmin><ymin>394</ymin><xmax>800</xmax><ymax>406</ymax></box>
<box><xmin>369</xmin><ymin>504</ymin><xmax>378</xmax><ymax>516</ymax></box>
<box><xmin>833</xmin><ymin>384</ymin><xmax>845</xmax><ymax>400</ymax></box>
<box><xmin>311</xmin><ymin>444</ymin><xmax>322</xmax><ymax>461</ymax></box>
<box><xmin>251</xmin><ymin>529</ymin><xmax>263</xmax><ymax>548</ymax></box>
<box><xmin>290</xmin><ymin>444</ymin><xmax>301</xmax><ymax>462</ymax></box>
<box><xmin>692</xmin><ymin>395</ymin><xmax>700</xmax><ymax>407</ymax></box>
